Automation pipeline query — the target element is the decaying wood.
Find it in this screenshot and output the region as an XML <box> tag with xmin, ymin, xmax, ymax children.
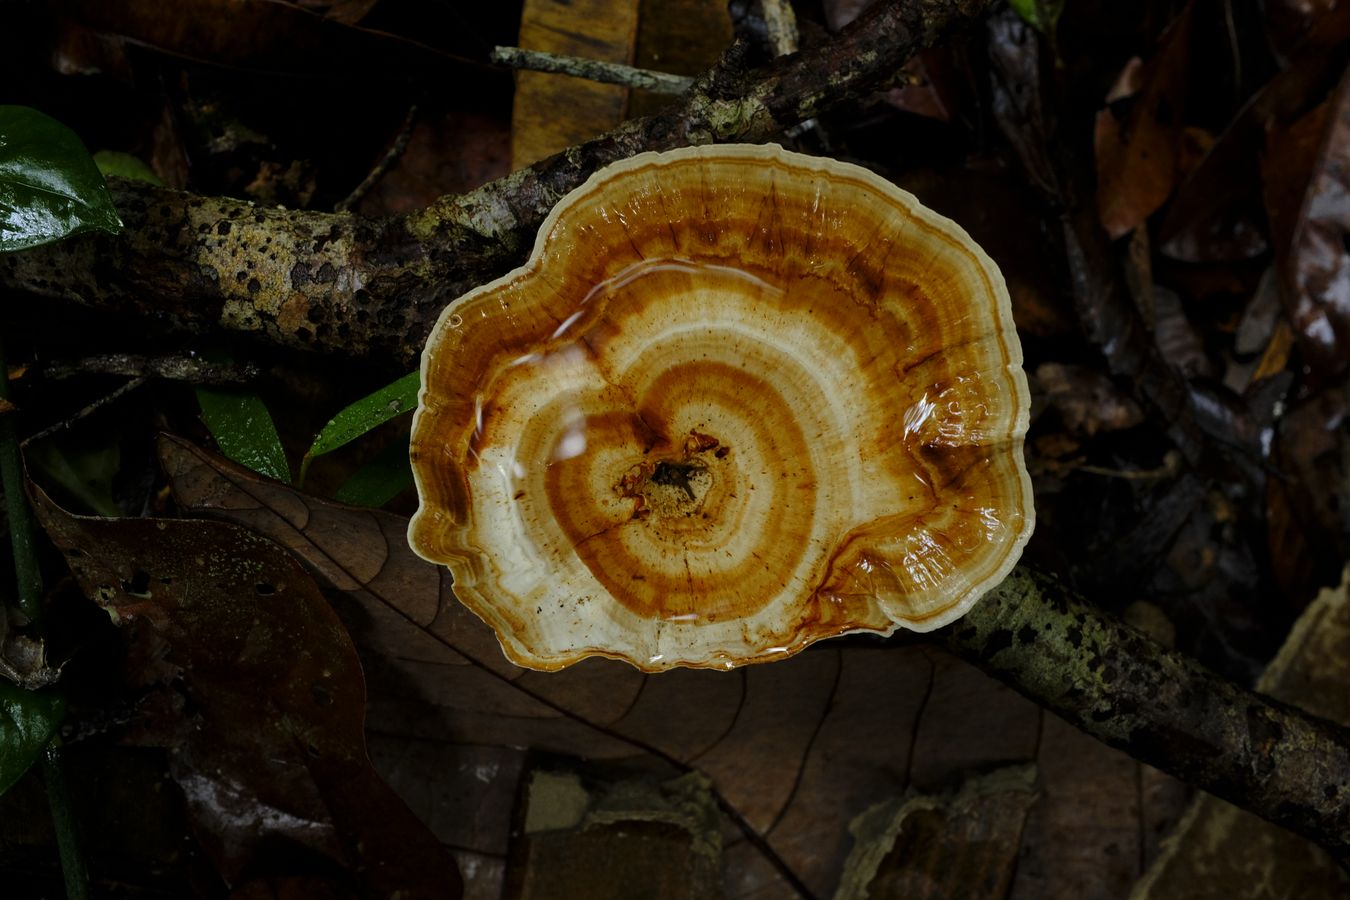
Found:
<box><xmin>0</xmin><ymin>0</ymin><xmax>998</xmax><ymax>365</ymax></box>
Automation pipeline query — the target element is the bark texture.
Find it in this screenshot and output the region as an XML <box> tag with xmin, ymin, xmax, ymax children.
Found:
<box><xmin>944</xmin><ymin>569</ymin><xmax>1350</xmax><ymax>862</ymax></box>
<box><xmin>0</xmin><ymin>0</ymin><xmax>997</xmax><ymax>364</ymax></box>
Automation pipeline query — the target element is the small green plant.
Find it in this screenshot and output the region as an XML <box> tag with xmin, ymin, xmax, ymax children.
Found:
<box><xmin>198</xmin><ymin>370</ymin><xmax>419</xmax><ymax>506</ymax></box>
<box><xmin>0</xmin><ymin>105</ymin><xmax>122</xmax><ymax>252</ymax></box>
<box><xmin>1</xmin><ymin>103</ymin><xmax>122</xmax><ymax>900</ymax></box>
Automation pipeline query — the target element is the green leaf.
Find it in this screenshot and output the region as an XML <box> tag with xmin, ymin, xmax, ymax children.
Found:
<box><xmin>301</xmin><ymin>371</ymin><xmax>419</xmax><ymax>481</ymax></box>
<box><xmin>196</xmin><ymin>388</ymin><xmax>291</xmax><ymax>483</ymax></box>
<box><xmin>1009</xmin><ymin>0</ymin><xmax>1066</xmax><ymax>34</ymax></box>
<box><xmin>0</xmin><ymin>683</ymin><xmax>64</xmax><ymax>796</ymax></box>
<box><xmin>93</xmin><ymin>151</ymin><xmax>164</xmax><ymax>186</ymax></box>
<box><xmin>0</xmin><ymin>106</ymin><xmax>122</xmax><ymax>253</ymax></box>
<box><xmin>333</xmin><ymin>438</ymin><xmax>414</xmax><ymax>508</ymax></box>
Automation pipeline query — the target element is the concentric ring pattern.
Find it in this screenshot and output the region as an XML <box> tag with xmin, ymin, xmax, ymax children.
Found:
<box><xmin>408</xmin><ymin>144</ymin><xmax>1033</xmax><ymax>671</ymax></box>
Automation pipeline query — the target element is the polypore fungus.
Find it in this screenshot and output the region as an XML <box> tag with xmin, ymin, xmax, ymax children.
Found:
<box><xmin>408</xmin><ymin>144</ymin><xmax>1033</xmax><ymax>671</ymax></box>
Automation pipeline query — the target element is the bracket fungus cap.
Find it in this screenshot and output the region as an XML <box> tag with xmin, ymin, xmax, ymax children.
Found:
<box><xmin>409</xmin><ymin>144</ymin><xmax>1033</xmax><ymax>672</ymax></box>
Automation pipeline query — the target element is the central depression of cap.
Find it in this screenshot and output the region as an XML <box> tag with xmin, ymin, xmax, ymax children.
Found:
<box><xmin>408</xmin><ymin>144</ymin><xmax>1033</xmax><ymax>672</ymax></box>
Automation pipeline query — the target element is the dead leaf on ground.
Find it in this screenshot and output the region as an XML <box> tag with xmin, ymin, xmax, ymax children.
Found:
<box><xmin>1094</xmin><ymin>2</ymin><xmax>1194</xmax><ymax>239</ymax></box>
<box><xmin>1266</xmin><ymin>376</ymin><xmax>1350</xmax><ymax>604</ymax></box>
<box><xmin>29</xmin><ymin>482</ymin><xmax>461</xmax><ymax>899</ymax></box>
<box><xmin>1035</xmin><ymin>362</ymin><xmax>1145</xmax><ymax>436</ymax></box>
<box><xmin>1263</xmin><ymin>67</ymin><xmax>1350</xmax><ymax>377</ymax></box>
<box><xmin>290</xmin><ymin>0</ymin><xmax>379</xmax><ymax>26</ymax></box>
<box><xmin>57</xmin><ymin>0</ymin><xmax>478</xmax><ymax>76</ymax></box>
<box><xmin>356</xmin><ymin>110</ymin><xmax>513</xmax><ymax>218</ymax></box>
<box><xmin>1264</xmin><ymin>0</ymin><xmax>1350</xmax><ymax>59</ymax></box>
<box><xmin>836</xmin><ymin>764</ymin><xmax>1038</xmax><ymax>899</ymax></box>
<box><xmin>159</xmin><ymin>434</ymin><xmax>1186</xmax><ymax>899</ymax></box>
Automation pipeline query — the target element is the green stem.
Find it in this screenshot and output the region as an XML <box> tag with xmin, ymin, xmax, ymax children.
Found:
<box><xmin>0</xmin><ymin>334</ymin><xmax>43</xmax><ymax>623</ymax></box>
<box><xmin>42</xmin><ymin>746</ymin><xmax>90</xmax><ymax>900</ymax></box>
<box><xmin>0</xmin><ymin>333</ymin><xmax>86</xmax><ymax>892</ymax></box>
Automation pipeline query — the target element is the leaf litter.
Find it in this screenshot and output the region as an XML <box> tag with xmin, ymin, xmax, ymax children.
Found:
<box><xmin>29</xmin><ymin>479</ymin><xmax>460</xmax><ymax>898</ymax></box>
<box><xmin>159</xmin><ymin>435</ymin><xmax>1185</xmax><ymax>898</ymax></box>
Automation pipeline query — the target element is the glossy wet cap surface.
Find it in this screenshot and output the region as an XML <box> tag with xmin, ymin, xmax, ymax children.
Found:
<box><xmin>408</xmin><ymin>144</ymin><xmax>1033</xmax><ymax>671</ymax></box>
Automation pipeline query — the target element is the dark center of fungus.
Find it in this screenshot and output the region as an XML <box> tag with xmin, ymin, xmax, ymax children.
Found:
<box><xmin>617</xmin><ymin>432</ymin><xmax>729</xmax><ymax>522</ymax></box>
<box><xmin>650</xmin><ymin>460</ymin><xmax>702</xmax><ymax>500</ymax></box>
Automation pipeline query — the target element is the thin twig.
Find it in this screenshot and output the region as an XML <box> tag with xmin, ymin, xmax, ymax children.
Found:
<box><xmin>42</xmin><ymin>353</ymin><xmax>259</xmax><ymax>385</ymax></box>
<box><xmin>22</xmin><ymin>377</ymin><xmax>148</xmax><ymax>448</ymax></box>
<box><xmin>336</xmin><ymin>102</ymin><xmax>421</xmax><ymax>213</ymax></box>
<box><xmin>491</xmin><ymin>46</ymin><xmax>694</xmax><ymax>95</ymax></box>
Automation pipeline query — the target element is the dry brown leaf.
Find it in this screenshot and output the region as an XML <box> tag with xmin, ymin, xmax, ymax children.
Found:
<box><xmin>1094</xmin><ymin>3</ymin><xmax>1194</xmax><ymax>239</ymax></box>
<box><xmin>1036</xmin><ymin>362</ymin><xmax>1145</xmax><ymax>436</ymax></box>
<box><xmin>837</xmin><ymin>764</ymin><xmax>1038</xmax><ymax>899</ymax></box>
<box><xmin>57</xmin><ymin>0</ymin><xmax>474</xmax><ymax>76</ymax></box>
<box><xmin>159</xmin><ymin>435</ymin><xmax>1185</xmax><ymax>898</ymax></box>
<box><xmin>1264</xmin><ymin>67</ymin><xmax>1350</xmax><ymax>377</ymax></box>
<box><xmin>29</xmin><ymin>482</ymin><xmax>460</xmax><ymax>898</ymax></box>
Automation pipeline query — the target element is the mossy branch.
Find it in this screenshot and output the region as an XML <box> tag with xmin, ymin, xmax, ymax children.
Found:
<box><xmin>943</xmin><ymin>569</ymin><xmax>1350</xmax><ymax>862</ymax></box>
<box><xmin>0</xmin><ymin>0</ymin><xmax>998</xmax><ymax>365</ymax></box>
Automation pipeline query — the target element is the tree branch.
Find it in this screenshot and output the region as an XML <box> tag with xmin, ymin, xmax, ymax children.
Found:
<box><xmin>0</xmin><ymin>0</ymin><xmax>998</xmax><ymax>364</ymax></box>
<box><xmin>943</xmin><ymin>569</ymin><xmax>1350</xmax><ymax>862</ymax></box>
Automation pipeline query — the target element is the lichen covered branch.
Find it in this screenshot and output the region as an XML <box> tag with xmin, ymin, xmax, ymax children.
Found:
<box><xmin>0</xmin><ymin>0</ymin><xmax>998</xmax><ymax>364</ymax></box>
<box><xmin>944</xmin><ymin>569</ymin><xmax>1350</xmax><ymax>861</ymax></box>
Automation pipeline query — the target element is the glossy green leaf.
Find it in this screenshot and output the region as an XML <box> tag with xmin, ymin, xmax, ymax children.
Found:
<box><xmin>0</xmin><ymin>683</ymin><xmax>64</xmax><ymax>796</ymax></box>
<box><xmin>93</xmin><ymin>151</ymin><xmax>164</xmax><ymax>186</ymax></box>
<box><xmin>333</xmin><ymin>438</ymin><xmax>414</xmax><ymax>508</ymax></box>
<box><xmin>196</xmin><ymin>388</ymin><xmax>291</xmax><ymax>483</ymax></box>
<box><xmin>1009</xmin><ymin>0</ymin><xmax>1066</xmax><ymax>34</ymax></box>
<box><xmin>0</xmin><ymin>106</ymin><xmax>122</xmax><ymax>253</ymax></box>
<box><xmin>301</xmin><ymin>371</ymin><xmax>418</xmax><ymax>481</ymax></box>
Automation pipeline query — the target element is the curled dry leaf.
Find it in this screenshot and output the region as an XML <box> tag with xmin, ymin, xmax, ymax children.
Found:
<box><xmin>408</xmin><ymin>144</ymin><xmax>1033</xmax><ymax>672</ymax></box>
<box><xmin>1035</xmin><ymin>362</ymin><xmax>1145</xmax><ymax>436</ymax></box>
<box><xmin>28</xmin><ymin>483</ymin><xmax>461</xmax><ymax>899</ymax></box>
<box><xmin>160</xmin><ymin>435</ymin><xmax>1176</xmax><ymax>899</ymax></box>
<box><xmin>1094</xmin><ymin>3</ymin><xmax>1193</xmax><ymax>239</ymax></box>
<box><xmin>1264</xmin><ymin>67</ymin><xmax>1350</xmax><ymax>377</ymax></box>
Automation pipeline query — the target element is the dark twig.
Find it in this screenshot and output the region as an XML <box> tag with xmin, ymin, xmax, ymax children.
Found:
<box><xmin>41</xmin><ymin>353</ymin><xmax>259</xmax><ymax>385</ymax></box>
<box><xmin>22</xmin><ymin>377</ymin><xmax>148</xmax><ymax>447</ymax></box>
<box><xmin>336</xmin><ymin>102</ymin><xmax>421</xmax><ymax>213</ymax></box>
